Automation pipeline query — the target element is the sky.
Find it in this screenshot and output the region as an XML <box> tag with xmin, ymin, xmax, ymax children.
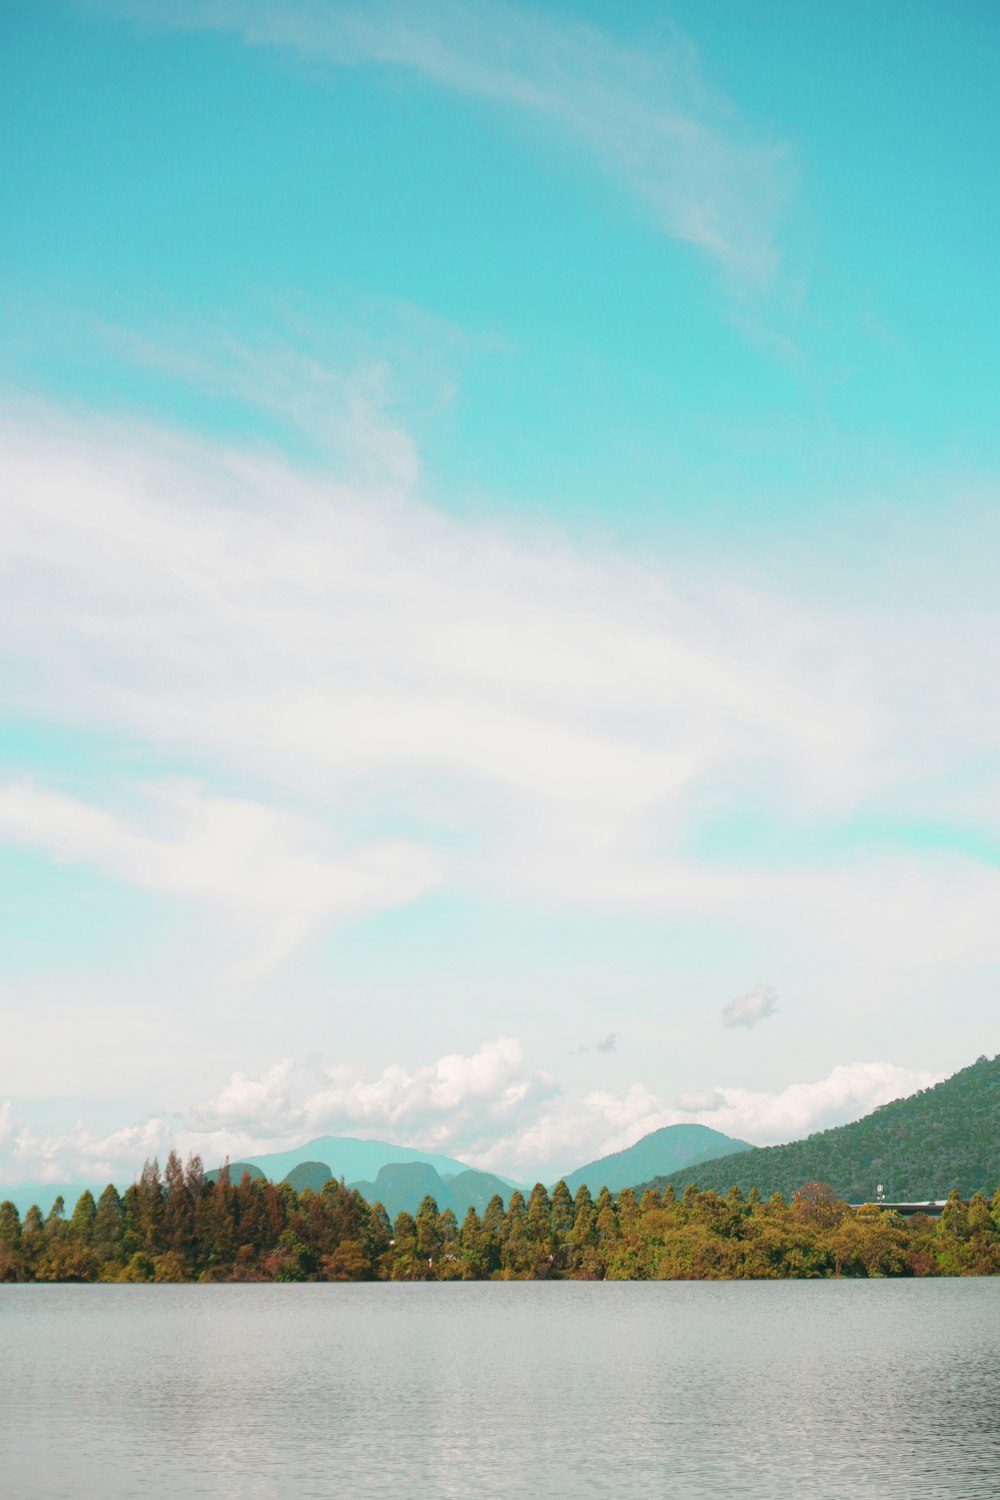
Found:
<box><xmin>2</xmin><ymin>0</ymin><xmax>999</xmax><ymax>1188</ymax></box>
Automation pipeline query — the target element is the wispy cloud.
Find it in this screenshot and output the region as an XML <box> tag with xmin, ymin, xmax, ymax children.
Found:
<box><xmin>571</xmin><ymin>1032</ymin><xmax>622</xmax><ymax>1056</ymax></box>
<box><xmin>722</xmin><ymin>982</ymin><xmax>779</xmax><ymax>1030</ymax></box>
<box><xmin>7</xmin><ymin>395</ymin><xmax>1000</xmax><ymax>999</ymax></box>
<box><xmin>104</xmin><ymin>0</ymin><xmax>792</xmax><ymax>284</ymax></box>
<box><xmin>0</xmin><ymin>399</ymin><xmax>878</xmax><ymax>953</ymax></box>
<box><xmin>0</xmin><ymin>779</ymin><xmax>440</xmax><ymax>977</ymax></box>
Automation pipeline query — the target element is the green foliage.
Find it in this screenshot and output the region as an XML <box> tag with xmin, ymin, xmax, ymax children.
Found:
<box><xmin>3</xmin><ymin>1144</ymin><xmax>999</xmax><ymax>1284</ymax></box>
<box><xmin>644</xmin><ymin>1054</ymin><xmax>1000</xmax><ymax>1203</ymax></box>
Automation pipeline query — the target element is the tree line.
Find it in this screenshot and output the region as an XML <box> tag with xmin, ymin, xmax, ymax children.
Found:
<box><xmin>3</xmin><ymin>1155</ymin><xmax>1000</xmax><ymax>1282</ymax></box>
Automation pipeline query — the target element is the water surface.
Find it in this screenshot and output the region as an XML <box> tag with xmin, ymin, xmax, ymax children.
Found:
<box><xmin>2</xmin><ymin>1280</ymin><xmax>998</xmax><ymax>1498</ymax></box>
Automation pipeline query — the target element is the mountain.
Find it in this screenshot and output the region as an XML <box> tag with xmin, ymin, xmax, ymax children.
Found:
<box><xmin>349</xmin><ymin>1161</ymin><xmax>456</xmax><ymax>1221</ymax></box>
<box><xmin>441</xmin><ymin>1169</ymin><xmax>515</xmax><ymax>1215</ymax></box>
<box><xmin>644</xmin><ymin>1054</ymin><xmax>1000</xmax><ymax>1202</ymax></box>
<box><xmin>205</xmin><ymin>1162</ymin><xmax>267</xmax><ymax>1185</ymax></box>
<box><xmin>283</xmin><ymin>1161</ymin><xmax>333</xmax><ymax>1193</ymax></box>
<box><xmin>560</xmin><ymin>1124</ymin><xmax>750</xmax><ymax>1196</ymax></box>
<box><xmin>227</xmin><ymin>1135</ymin><xmax>472</xmax><ymax>1184</ymax></box>
<box><xmin>348</xmin><ymin>1162</ymin><xmax>514</xmax><ymax>1221</ymax></box>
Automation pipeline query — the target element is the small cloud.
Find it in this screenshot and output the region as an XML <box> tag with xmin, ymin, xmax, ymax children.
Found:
<box><xmin>571</xmin><ymin>1032</ymin><xmax>622</xmax><ymax>1055</ymax></box>
<box><xmin>676</xmin><ymin>1088</ymin><xmax>726</xmax><ymax>1112</ymax></box>
<box><xmin>722</xmin><ymin>982</ymin><xmax>779</xmax><ymax>1029</ymax></box>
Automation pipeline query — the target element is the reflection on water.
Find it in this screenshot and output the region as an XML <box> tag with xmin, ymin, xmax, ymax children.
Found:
<box><xmin>2</xmin><ymin>1280</ymin><xmax>999</xmax><ymax>1498</ymax></box>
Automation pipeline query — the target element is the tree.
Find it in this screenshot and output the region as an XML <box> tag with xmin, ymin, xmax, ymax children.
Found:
<box><xmin>527</xmin><ymin>1184</ymin><xmax>551</xmax><ymax>1240</ymax></box>
<box><xmin>617</xmin><ymin>1188</ymin><xmax>640</xmax><ymax>1234</ymax></box>
<box><xmin>0</xmin><ymin>1201</ymin><xmax>22</xmax><ymax>1282</ymax></box>
<box><xmin>415</xmin><ymin>1195</ymin><xmax>442</xmax><ymax>1268</ymax></box>
<box><xmin>460</xmin><ymin>1206</ymin><xmax>490</xmax><ymax>1278</ymax></box>
<box><xmin>549</xmin><ymin>1180</ymin><xmax>575</xmax><ymax>1237</ymax></box>
<box><xmin>21</xmin><ymin>1204</ymin><xmax>44</xmax><ymax>1273</ymax></box>
<box><xmin>391</xmin><ymin>1211</ymin><xmax>418</xmax><ymax>1280</ymax></box>
<box><xmin>69</xmin><ymin>1190</ymin><xmax>97</xmax><ymax>1244</ymax></box>
<box><xmin>162</xmin><ymin>1149</ymin><xmax>194</xmax><ymax>1260</ymax></box>
<box><xmin>93</xmin><ymin>1185</ymin><xmax>124</xmax><ymax>1264</ymax></box>
<box><xmin>480</xmin><ymin>1193</ymin><xmax>505</xmax><ymax>1272</ymax></box>
<box><xmin>136</xmin><ymin>1159</ymin><xmax>164</xmax><ymax>1254</ymax></box>
<box><xmin>0</xmin><ymin>1200</ymin><xmax>21</xmax><ymax>1248</ymax></box>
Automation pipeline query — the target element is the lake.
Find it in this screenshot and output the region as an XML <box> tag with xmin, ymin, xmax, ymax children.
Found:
<box><xmin>2</xmin><ymin>1279</ymin><xmax>998</xmax><ymax>1498</ymax></box>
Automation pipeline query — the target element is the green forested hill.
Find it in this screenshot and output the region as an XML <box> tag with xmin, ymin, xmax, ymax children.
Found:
<box><xmin>561</xmin><ymin>1124</ymin><xmax>749</xmax><ymax>1196</ymax></box>
<box><xmin>283</xmin><ymin>1162</ymin><xmax>333</xmax><ymax>1193</ymax></box>
<box><xmin>643</xmin><ymin>1054</ymin><xmax>1000</xmax><ymax>1202</ymax></box>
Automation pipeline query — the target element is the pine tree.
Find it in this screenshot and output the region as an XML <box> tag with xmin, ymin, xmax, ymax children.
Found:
<box><xmin>617</xmin><ymin>1188</ymin><xmax>640</xmax><ymax>1233</ymax></box>
<box><xmin>69</xmin><ymin>1190</ymin><xmax>97</xmax><ymax>1243</ymax></box>
<box><xmin>460</xmin><ymin>1206</ymin><xmax>489</xmax><ymax>1277</ymax></box>
<box><xmin>527</xmin><ymin>1183</ymin><xmax>551</xmax><ymax>1237</ymax></box>
<box><xmin>550</xmin><ymin>1180</ymin><xmax>575</xmax><ymax>1237</ymax></box>
<box><xmin>482</xmin><ymin>1193</ymin><xmax>505</xmax><ymax>1237</ymax></box>
<box><xmin>93</xmin><ymin>1185</ymin><xmax>124</xmax><ymax>1264</ymax></box>
<box><xmin>21</xmin><ymin>1204</ymin><xmax>44</xmax><ymax>1272</ymax></box>
<box><xmin>0</xmin><ymin>1201</ymin><xmax>22</xmax><ymax>1282</ymax></box>
<box><xmin>369</xmin><ymin>1201</ymin><xmax>393</xmax><ymax>1261</ymax></box>
<box><xmin>163</xmin><ymin>1149</ymin><xmax>194</xmax><ymax>1259</ymax></box>
<box><xmin>573</xmin><ymin>1184</ymin><xmax>594</xmax><ymax>1217</ymax></box>
<box><xmin>137</xmin><ymin>1159</ymin><xmax>165</xmax><ymax>1254</ymax></box>
<box><xmin>501</xmin><ymin>1191</ymin><xmax>530</xmax><ymax>1276</ymax></box>
<box><xmin>0</xmin><ymin>1200</ymin><xmax>21</xmax><ymax>1247</ymax></box>
<box><xmin>415</xmin><ymin>1195</ymin><xmax>442</xmax><ymax>1267</ymax></box>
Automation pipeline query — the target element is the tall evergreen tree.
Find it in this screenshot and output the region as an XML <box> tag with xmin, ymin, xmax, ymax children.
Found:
<box><xmin>163</xmin><ymin>1149</ymin><xmax>194</xmax><ymax>1258</ymax></box>
<box><xmin>0</xmin><ymin>1200</ymin><xmax>21</xmax><ymax>1247</ymax></box>
<box><xmin>69</xmin><ymin>1190</ymin><xmax>97</xmax><ymax>1243</ymax></box>
<box><xmin>93</xmin><ymin>1185</ymin><xmax>124</xmax><ymax>1263</ymax></box>
<box><xmin>550</xmin><ymin>1180</ymin><xmax>575</xmax><ymax>1237</ymax></box>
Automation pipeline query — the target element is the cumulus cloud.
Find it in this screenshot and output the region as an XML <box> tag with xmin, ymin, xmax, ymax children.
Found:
<box><xmin>301</xmin><ymin>1036</ymin><xmax>556</xmax><ymax>1156</ymax></box>
<box><xmin>676</xmin><ymin>1088</ymin><xmax>726</xmax><ymax>1112</ymax></box>
<box><xmin>692</xmin><ymin>1062</ymin><xmax>940</xmax><ymax>1146</ymax></box>
<box><xmin>0</xmin><ymin>1049</ymin><xmax>942</xmax><ymax>1187</ymax></box>
<box><xmin>476</xmin><ymin>1059</ymin><xmax>940</xmax><ymax>1176</ymax></box>
<box><xmin>723</xmin><ymin>982</ymin><xmax>779</xmax><ymax>1029</ymax></box>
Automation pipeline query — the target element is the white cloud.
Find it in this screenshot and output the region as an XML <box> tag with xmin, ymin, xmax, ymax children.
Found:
<box><xmin>722</xmin><ymin>982</ymin><xmax>779</xmax><ymax>1029</ymax></box>
<box><xmin>187</xmin><ymin>1060</ymin><xmax>302</xmax><ymax>1136</ymax></box>
<box><xmin>105</xmin><ymin>0</ymin><xmax>791</xmax><ymax>282</ymax></box>
<box><xmin>0</xmin><ymin>1050</ymin><xmax>943</xmax><ymax>1188</ymax></box>
<box><xmin>0</xmin><ymin>402</ymin><xmax>887</xmax><ymax>954</ymax></box>
<box><xmin>698</xmin><ymin>1062</ymin><xmax>941</xmax><ymax>1146</ymax></box>
<box><xmin>480</xmin><ymin>1059</ymin><xmax>940</xmax><ymax>1176</ymax></box>
<box><xmin>301</xmin><ymin>1036</ymin><xmax>555</xmax><ymax>1152</ymax></box>
<box><xmin>571</xmin><ymin>1032</ymin><xmax>621</xmax><ymax>1055</ymax></box>
<box><xmin>6</xmin><ymin>397</ymin><xmax>1000</xmax><ymax>1006</ymax></box>
<box><xmin>676</xmin><ymin>1089</ymin><xmax>726</xmax><ymax>1112</ymax></box>
<box><xmin>0</xmin><ymin>779</ymin><xmax>441</xmax><ymax>976</ymax></box>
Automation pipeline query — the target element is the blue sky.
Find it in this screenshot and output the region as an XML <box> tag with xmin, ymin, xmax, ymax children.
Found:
<box><xmin>1</xmin><ymin>0</ymin><xmax>999</xmax><ymax>1185</ymax></box>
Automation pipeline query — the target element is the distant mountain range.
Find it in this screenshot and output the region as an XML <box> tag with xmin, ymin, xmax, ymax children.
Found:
<box><xmin>9</xmin><ymin>1056</ymin><xmax>1000</xmax><ymax>1220</ymax></box>
<box><xmin>226</xmin><ymin>1135</ymin><xmax>476</xmax><ymax>1185</ymax></box>
<box><xmin>199</xmin><ymin>1124</ymin><xmax>751</xmax><ymax>1217</ymax></box>
<box><xmin>644</xmin><ymin>1054</ymin><xmax>1000</xmax><ymax>1202</ymax></box>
